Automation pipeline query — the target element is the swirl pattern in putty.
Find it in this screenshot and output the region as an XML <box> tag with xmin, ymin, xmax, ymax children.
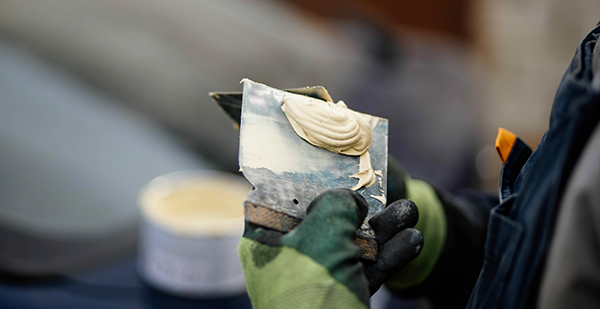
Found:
<box><xmin>281</xmin><ymin>92</ymin><xmax>378</xmax><ymax>191</ymax></box>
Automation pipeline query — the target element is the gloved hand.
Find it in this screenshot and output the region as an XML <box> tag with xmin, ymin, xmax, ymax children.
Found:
<box><xmin>383</xmin><ymin>156</ymin><xmax>495</xmax><ymax>309</ymax></box>
<box><xmin>379</xmin><ymin>157</ymin><xmax>448</xmax><ymax>293</ymax></box>
<box><xmin>238</xmin><ymin>189</ymin><xmax>423</xmax><ymax>309</ymax></box>
<box><xmin>363</xmin><ymin>199</ymin><xmax>423</xmax><ymax>295</ymax></box>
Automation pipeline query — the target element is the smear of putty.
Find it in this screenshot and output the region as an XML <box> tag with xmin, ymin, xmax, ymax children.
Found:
<box><xmin>281</xmin><ymin>92</ymin><xmax>380</xmax><ymax>191</ymax></box>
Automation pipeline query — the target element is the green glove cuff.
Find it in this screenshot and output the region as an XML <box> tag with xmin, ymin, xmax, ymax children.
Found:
<box><xmin>239</xmin><ymin>237</ymin><xmax>367</xmax><ymax>309</ymax></box>
<box><xmin>385</xmin><ymin>178</ymin><xmax>447</xmax><ymax>292</ymax></box>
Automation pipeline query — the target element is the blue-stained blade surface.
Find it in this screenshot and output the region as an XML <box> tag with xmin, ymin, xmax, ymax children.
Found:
<box><xmin>238</xmin><ymin>79</ymin><xmax>388</xmax><ymax>237</ymax></box>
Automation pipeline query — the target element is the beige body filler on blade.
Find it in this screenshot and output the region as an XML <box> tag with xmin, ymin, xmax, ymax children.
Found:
<box><xmin>210</xmin><ymin>79</ymin><xmax>388</xmax><ymax>260</ymax></box>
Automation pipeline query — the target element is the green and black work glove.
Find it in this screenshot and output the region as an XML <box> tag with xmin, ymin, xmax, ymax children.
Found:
<box><xmin>238</xmin><ymin>189</ymin><xmax>423</xmax><ymax>308</ymax></box>
<box><xmin>381</xmin><ymin>157</ymin><xmax>448</xmax><ymax>293</ymax></box>
<box><xmin>384</xmin><ymin>157</ymin><xmax>496</xmax><ymax>308</ymax></box>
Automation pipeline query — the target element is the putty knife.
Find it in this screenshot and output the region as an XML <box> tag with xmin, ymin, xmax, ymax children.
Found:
<box><xmin>210</xmin><ymin>79</ymin><xmax>388</xmax><ymax>260</ymax></box>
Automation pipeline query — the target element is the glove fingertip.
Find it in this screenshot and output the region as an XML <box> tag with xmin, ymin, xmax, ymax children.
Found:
<box><xmin>406</xmin><ymin>228</ymin><xmax>424</xmax><ymax>253</ymax></box>
<box><xmin>402</xmin><ymin>199</ymin><xmax>419</xmax><ymax>228</ymax></box>
<box><xmin>369</xmin><ymin>199</ymin><xmax>419</xmax><ymax>244</ymax></box>
<box><xmin>364</xmin><ymin>228</ymin><xmax>424</xmax><ymax>294</ymax></box>
<box><xmin>379</xmin><ymin>228</ymin><xmax>424</xmax><ymax>272</ymax></box>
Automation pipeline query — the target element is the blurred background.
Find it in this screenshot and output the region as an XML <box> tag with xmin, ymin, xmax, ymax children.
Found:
<box><xmin>0</xmin><ymin>0</ymin><xmax>598</xmax><ymax>308</ymax></box>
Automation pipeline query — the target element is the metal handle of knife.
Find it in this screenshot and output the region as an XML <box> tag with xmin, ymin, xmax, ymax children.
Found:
<box><xmin>244</xmin><ymin>201</ymin><xmax>378</xmax><ymax>261</ymax></box>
